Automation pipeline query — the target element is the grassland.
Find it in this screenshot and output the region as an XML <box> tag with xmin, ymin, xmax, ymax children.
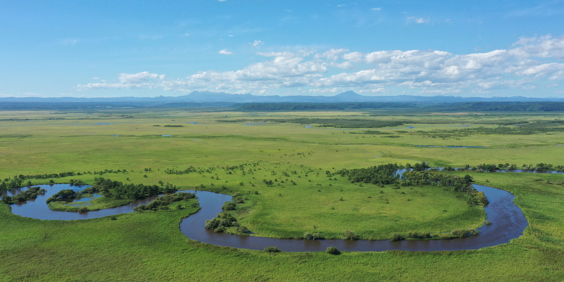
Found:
<box><xmin>0</xmin><ymin>109</ymin><xmax>563</xmax><ymax>280</ymax></box>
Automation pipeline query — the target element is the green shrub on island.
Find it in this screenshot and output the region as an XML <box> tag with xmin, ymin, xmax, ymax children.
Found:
<box><xmin>205</xmin><ymin>212</ymin><xmax>239</xmax><ymax>232</ymax></box>
<box><xmin>134</xmin><ymin>192</ymin><xmax>196</xmax><ymax>212</ymax></box>
<box><xmin>46</xmin><ymin>189</ymin><xmax>78</xmax><ymax>203</ymax></box>
<box><xmin>2</xmin><ymin>186</ymin><xmax>46</xmax><ymax>205</ymax></box>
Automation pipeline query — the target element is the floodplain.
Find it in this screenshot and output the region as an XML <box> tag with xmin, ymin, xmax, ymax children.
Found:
<box><xmin>1</xmin><ymin>108</ymin><xmax>563</xmax><ymax>280</ymax></box>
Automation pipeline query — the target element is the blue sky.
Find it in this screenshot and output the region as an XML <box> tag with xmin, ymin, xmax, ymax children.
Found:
<box><xmin>2</xmin><ymin>0</ymin><xmax>564</xmax><ymax>98</ymax></box>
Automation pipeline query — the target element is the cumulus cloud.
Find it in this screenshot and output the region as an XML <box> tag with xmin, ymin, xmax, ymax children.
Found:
<box><xmin>77</xmin><ymin>72</ymin><xmax>165</xmax><ymax>90</ymax></box>
<box><xmin>250</xmin><ymin>40</ymin><xmax>264</xmax><ymax>47</ymax></box>
<box><xmin>315</xmin><ymin>48</ymin><xmax>349</xmax><ymax>61</ymax></box>
<box><xmin>219</xmin><ymin>49</ymin><xmax>233</xmax><ymax>55</ymax></box>
<box><xmin>510</xmin><ymin>35</ymin><xmax>564</xmax><ymax>59</ymax></box>
<box><xmin>78</xmin><ymin>35</ymin><xmax>564</xmax><ymax>95</ymax></box>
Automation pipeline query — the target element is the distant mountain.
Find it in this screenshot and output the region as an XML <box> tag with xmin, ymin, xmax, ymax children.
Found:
<box><xmin>1</xmin><ymin>91</ymin><xmax>563</xmax><ymax>108</ymax></box>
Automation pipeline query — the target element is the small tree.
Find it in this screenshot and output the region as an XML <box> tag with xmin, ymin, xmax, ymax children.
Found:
<box><xmin>326</xmin><ymin>247</ymin><xmax>340</xmax><ymax>255</ymax></box>
<box><xmin>263</xmin><ymin>246</ymin><xmax>281</xmax><ymax>253</ymax></box>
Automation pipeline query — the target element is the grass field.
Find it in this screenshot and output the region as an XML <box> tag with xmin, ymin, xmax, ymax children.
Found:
<box><xmin>1</xmin><ymin>109</ymin><xmax>563</xmax><ymax>280</ymax></box>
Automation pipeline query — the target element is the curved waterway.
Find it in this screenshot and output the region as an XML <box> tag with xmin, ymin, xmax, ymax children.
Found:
<box><xmin>2</xmin><ymin>184</ymin><xmax>172</xmax><ymax>220</ymax></box>
<box><xmin>3</xmin><ymin>183</ymin><xmax>528</xmax><ymax>252</ymax></box>
<box><xmin>179</xmin><ymin>185</ymin><xmax>527</xmax><ymax>252</ymax></box>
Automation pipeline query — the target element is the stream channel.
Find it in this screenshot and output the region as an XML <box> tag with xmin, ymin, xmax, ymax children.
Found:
<box><xmin>3</xmin><ymin>181</ymin><xmax>529</xmax><ymax>252</ymax></box>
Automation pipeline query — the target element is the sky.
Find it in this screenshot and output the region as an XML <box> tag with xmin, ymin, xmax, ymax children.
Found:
<box><xmin>2</xmin><ymin>0</ymin><xmax>564</xmax><ymax>98</ymax></box>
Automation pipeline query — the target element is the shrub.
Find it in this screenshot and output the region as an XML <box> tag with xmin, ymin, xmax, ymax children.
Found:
<box><xmin>222</xmin><ymin>201</ymin><xmax>236</xmax><ymax>211</ymax></box>
<box><xmin>451</xmin><ymin>229</ymin><xmax>480</xmax><ymax>238</ymax></box>
<box><xmin>78</xmin><ymin>207</ymin><xmax>88</xmax><ymax>213</ymax></box>
<box><xmin>303</xmin><ymin>232</ymin><xmax>324</xmax><ymax>240</ymax></box>
<box><xmin>263</xmin><ymin>246</ymin><xmax>281</xmax><ymax>253</ymax></box>
<box><xmin>326</xmin><ymin>247</ymin><xmax>340</xmax><ymax>255</ymax></box>
<box><xmin>214</xmin><ymin>226</ymin><xmax>226</xmax><ymax>233</ymax></box>
<box><xmin>390</xmin><ymin>233</ymin><xmax>405</xmax><ymax>241</ymax></box>
<box><xmin>344</xmin><ymin>230</ymin><xmax>358</xmax><ymax>240</ymax></box>
<box><xmin>205</xmin><ymin>218</ymin><xmax>220</xmax><ymax>230</ymax></box>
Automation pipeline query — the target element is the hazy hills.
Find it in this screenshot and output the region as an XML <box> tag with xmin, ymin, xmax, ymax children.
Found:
<box><xmin>1</xmin><ymin>91</ymin><xmax>563</xmax><ymax>111</ymax></box>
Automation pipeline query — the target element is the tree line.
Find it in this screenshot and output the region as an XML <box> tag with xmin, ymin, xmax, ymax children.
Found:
<box><xmin>80</xmin><ymin>177</ymin><xmax>177</xmax><ymax>200</ymax></box>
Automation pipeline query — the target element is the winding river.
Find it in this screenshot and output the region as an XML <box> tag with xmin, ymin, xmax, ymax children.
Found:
<box><xmin>3</xmin><ymin>182</ymin><xmax>528</xmax><ymax>252</ymax></box>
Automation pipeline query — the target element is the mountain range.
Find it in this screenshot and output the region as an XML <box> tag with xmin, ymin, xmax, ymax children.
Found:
<box><xmin>1</xmin><ymin>91</ymin><xmax>563</xmax><ymax>106</ymax></box>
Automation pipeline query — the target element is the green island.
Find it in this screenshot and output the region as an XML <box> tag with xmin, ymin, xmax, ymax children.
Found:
<box><xmin>1</xmin><ymin>108</ymin><xmax>563</xmax><ymax>280</ymax></box>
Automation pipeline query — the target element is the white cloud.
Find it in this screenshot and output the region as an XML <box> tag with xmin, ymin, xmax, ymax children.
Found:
<box><xmin>315</xmin><ymin>48</ymin><xmax>349</xmax><ymax>61</ymax></box>
<box><xmin>250</xmin><ymin>40</ymin><xmax>264</xmax><ymax>47</ymax></box>
<box><xmin>77</xmin><ymin>72</ymin><xmax>165</xmax><ymax>90</ymax></box>
<box><xmin>78</xmin><ymin>35</ymin><xmax>564</xmax><ymax>95</ymax></box>
<box><xmin>118</xmin><ymin>71</ymin><xmax>165</xmax><ymax>83</ymax></box>
<box><xmin>219</xmin><ymin>49</ymin><xmax>233</xmax><ymax>55</ymax></box>
<box><xmin>408</xmin><ymin>17</ymin><xmax>429</xmax><ymax>24</ymax></box>
<box><xmin>510</xmin><ymin>35</ymin><xmax>564</xmax><ymax>59</ymax></box>
<box><xmin>371</xmin><ymin>8</ymin><xmax>382</xmax><ymax>11</ymax></box>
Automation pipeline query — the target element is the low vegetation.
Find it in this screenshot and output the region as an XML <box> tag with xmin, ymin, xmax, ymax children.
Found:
<box><xmin>134</xmin><ymin>192</ymin><xmax>196</xmax><ymax>212</ymax></box>
<box><xmin>1</xmin><ymin>109</ymin><xmax>564</xmax><ymax>280</ymax></box>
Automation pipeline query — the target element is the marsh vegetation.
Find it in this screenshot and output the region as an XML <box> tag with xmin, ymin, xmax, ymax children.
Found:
<box><xmin>0</xmin><ymin>108</ymin><xmax>563</xmax><ymax>280</ymax></box>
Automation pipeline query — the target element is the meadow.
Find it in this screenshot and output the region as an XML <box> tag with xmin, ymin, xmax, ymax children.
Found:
<box><xmin>0</xmin><ymin>109</ymin><xmax>563</xmax><ymax>280</ymax></box>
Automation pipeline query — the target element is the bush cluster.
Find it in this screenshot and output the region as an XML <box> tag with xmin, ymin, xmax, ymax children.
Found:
<box><xmin>263</xmin><ymin>246</ymin><xmax>281</xmax><ymax>253</ymax></box>
<box><xmin>46</xmin><ymin>189</ymin><xmax>78</xmax><ymax>203</ymax></box>
<box><xmin>2</xmin><ymin>186</ymin><xmax>46</xmax><ymax>205</ymax></box>
<box><xmin>303</xmin><ymin>232</ymin><xmax>324</xmax><ymax>240</ymax></box>
<box><xmin>390</xmin><ymin>233</ymin><xmax>405</xmax><ymax>242</ymax></box>
<box><xmin>344</xmin><ymin>230</ymin><xmax>359</xmax><ymax>240</ymax></box>
<box><xmin>326</xmin><ymin>247</ymin><xmax>340</xmax><ymax>255</ymax></box>
<box><xmin>134</xmin><ymin>192</ymin><xmax>196</xmax><ymax>212</ymax></box>
<box><xmin>82</xmin><ymin>177</ymin><xmax>177</xmax><ymax>201</ymax></box>
<box><xmin>205</xmin><ymin>211</ymin><xmax>239</xmax><ymax>232</ymax></box>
